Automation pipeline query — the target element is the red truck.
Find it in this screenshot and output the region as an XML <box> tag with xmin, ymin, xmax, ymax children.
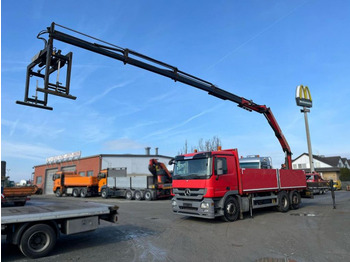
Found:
<box><xmin>306</xmin><ymin>173</ymin><xmax>329</xmax><ymax>194</ymax></box>
<box><xmin>171</xmin><ymin>148</ymin><xmax>306</xmax><ymax>222</ymax></box>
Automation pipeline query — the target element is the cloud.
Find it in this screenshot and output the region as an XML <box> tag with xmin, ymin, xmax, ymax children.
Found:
<box><xmin>2</xmin><ymin>119</ymin><xmax>65</xmax><ymax>138</ymax></box>
<box><xmin>142</xmin><ymin>103</ymin><xmax>224</xmax><ymax>139</ymax></box>
<box><xmin>2</xmin><ymin>141</ymin><xmax>64</xmax><ymax>162</ymax></box>
<box><xmin>80</xmin><ymin>81</ymin><xmax>133</xmax><ymax>106</ymax></box>
<box><xmin>103</xmin><ymin>138</ymin><xmax>145</xmax><ymax>151</ymax></box>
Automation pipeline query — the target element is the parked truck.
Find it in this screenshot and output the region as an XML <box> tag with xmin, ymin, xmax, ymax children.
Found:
<box><xmin>53</xmin><ymin>171</ymin><xmax>99</xmax><ymax>197</ymax></box>
<box><xmin>100</xmin><ymin>159</ymin><xmax>172</xmax><ymax>200</ymax></box>
<box><xmin>1</xmin><ymin>185</ymin><xmax>38</xmax><ymax>206</ymax></box>
<box><xmin>171</xmin><ymin>148</ymin><xmax>306</xmax><ymax>221</ymax></box>
<box><xmin>306</xmin><ymin>173</ymin><xmax>329</xmax><ymax>194</ymax></box>
<box><xmin>1</xmin><ymin>197</ymin><xmax>118</xmax><ymax>258</ymax></box>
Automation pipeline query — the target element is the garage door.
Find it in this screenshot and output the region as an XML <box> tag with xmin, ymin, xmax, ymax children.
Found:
<box><xmin>45</xmin><ymin>168</ymin><xmax>58</xmax><ymax>195</ymax></box>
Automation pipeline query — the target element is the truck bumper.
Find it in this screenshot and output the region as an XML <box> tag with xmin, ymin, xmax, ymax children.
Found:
<box><xmin>171</xmin><ymin>197</ymin><xmax>216</xmax><ymax>219</ymax></box>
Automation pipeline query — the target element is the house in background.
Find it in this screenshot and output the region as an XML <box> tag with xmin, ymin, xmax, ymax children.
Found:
<box><xmin>292</xmin><ymin>153</ymin><xmax>350</xmax><ymax>182</ymax></box>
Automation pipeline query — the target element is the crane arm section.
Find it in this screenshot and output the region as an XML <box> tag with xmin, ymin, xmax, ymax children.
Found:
<box><xmin>16</xmin><ymin>23</ymin><xmax>293</xmax><ymax>169</ymax></box>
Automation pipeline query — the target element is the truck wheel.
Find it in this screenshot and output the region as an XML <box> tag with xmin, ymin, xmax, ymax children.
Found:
<box><xmin>222</xmin><ymin>197</ymin><xmax>240</xmax><ymax>222</ymax></box>
<box><xmin>80</xmin><ymin>188</ymin><xmax>88</xmax><ymax>198</ymax></box>
<box><xmin>290</xmin><ymin>191</ymin><xmax>301</xmax><ymax>210</ymax></box>
<box><xmin>55</xmin><ymin>189</ymin><xmax>62</xmax><ymax>197</ymax></box>
<box><xmin>125</xmin><ymin>190</ymin><xmax>133</xmax><ymax>200</ymax></box>
<box><xmin>101</xmin><ymin>189</ymin><xmax>108</xmax><ymax>199</ymax></box>
<box><xmin>144</xmin><ymin>190</ymin><xmax>153</xmax><ymax>201</ymax></box>
<box><xmin>134</xmin><ymin>190</ymin><xmax>143</xmax><ymax>201</ymax></box>
<box><xmin>276</xmin><ymin>191</ymin><xmax>290</xmax><ymax>212</ymax></box>
<box><xmin>19</xmin><ymin>224</ymin><xmax>56</xmax><ymax>259</ymax></box>
<box><xmin>72</xmin><ymin>189</ymin><xmax>80</xmax><ymax>197</ymax></box>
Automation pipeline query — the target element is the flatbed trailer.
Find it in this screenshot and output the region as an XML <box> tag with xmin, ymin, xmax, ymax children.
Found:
<box><xmin>1</xmin><ymin>197</ymin><xmax>118</xmax><ymax>258</ymax></box>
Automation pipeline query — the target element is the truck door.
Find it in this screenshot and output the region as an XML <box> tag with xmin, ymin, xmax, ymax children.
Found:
<box><xmin>213</xmin><ymin>155</ymin><xmax>238</xmax><ymax>197</ymax></box>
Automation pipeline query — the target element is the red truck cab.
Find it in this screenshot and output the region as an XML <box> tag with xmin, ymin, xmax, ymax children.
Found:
<box><xmin>172</xmin><ymin>148</ymin><xmax>306</xmax><ymax>222</ymax></box>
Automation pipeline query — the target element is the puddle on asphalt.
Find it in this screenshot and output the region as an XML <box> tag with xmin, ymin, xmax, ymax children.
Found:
<box><xmin>290</xmin><ymin>213</ymin><xmax>316</xmax><ymax>216</ymax></box>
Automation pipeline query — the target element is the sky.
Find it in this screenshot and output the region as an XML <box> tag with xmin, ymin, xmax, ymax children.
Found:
<box><xmin>1</xmin><ymin>0</ymin><xmax>350</xmax><ymax>182</ymax></box>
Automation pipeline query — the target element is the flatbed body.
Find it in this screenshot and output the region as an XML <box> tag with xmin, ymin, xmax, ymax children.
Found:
<box><xmin>1</xmin><ymin>197</ymin><xmax>118</xmax><ymax>258</ymax></box>
<box><xmin>1</xmin><ymin>197</ymin><xmax>116</xmax><ymax>224</ymax></box>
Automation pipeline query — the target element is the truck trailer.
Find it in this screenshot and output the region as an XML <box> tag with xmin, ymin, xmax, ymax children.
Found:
<box><xmin>171</xmin><ymin>148</ymin><xmax>307</xmax><ymax>222</ymax></box>
<box><xmin>1</xmin><ymin>197</ymin><xmax>118</xmax><ymax>258</ymax></box>
<box><xmin>100</xmin><ymin>162</ymin><xmax>172</xmax><ymax>201</ymax></box>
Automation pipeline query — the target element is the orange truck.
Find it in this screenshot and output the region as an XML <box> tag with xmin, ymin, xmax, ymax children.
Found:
<box><xmin>53</xmin><ymin>171</ymin><xmax>99</xmax><ymax>197</ymax></box>
<box><xmin>1</xmin><ymin>185</ymin><xmax>38</xmax><ymax>206</ymax></box>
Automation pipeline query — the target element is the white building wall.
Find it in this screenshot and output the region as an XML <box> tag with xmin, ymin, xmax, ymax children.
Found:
<box><xmin>101</xmin><ymin>156</ymin><xmax>173</xmax><ymax>176</ymax></box>
<box><xmin>292</xmin><ymin>155</ymin><xmax>332</xmax><ymax>169</ymax></box>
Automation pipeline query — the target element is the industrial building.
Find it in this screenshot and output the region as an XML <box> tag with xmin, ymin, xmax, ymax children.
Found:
<box><xmin>34</xmin><ymin>147</ymin><xmax>173</xmax><ymax>195</ymax></box>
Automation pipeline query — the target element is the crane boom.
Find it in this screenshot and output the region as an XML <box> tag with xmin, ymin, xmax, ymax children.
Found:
<box><xmin>16</xmin><ymin>22</ymin><xmax>292</xmax><ymax>169</ymax></box>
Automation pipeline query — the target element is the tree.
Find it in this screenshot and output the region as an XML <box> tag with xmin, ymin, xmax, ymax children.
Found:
<box><xmin>178</xmin><ymin>136</ymin><xmax>222</xmax><ymax>155</ymax></box>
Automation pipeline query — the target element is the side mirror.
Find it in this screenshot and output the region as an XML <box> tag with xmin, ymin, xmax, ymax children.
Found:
<box><xmin>169</xmin><ymin>158</ymin><xmax>175</xmax><ymax>165</ymax></box>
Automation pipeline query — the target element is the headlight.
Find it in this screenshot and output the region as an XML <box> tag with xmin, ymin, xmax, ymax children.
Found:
<box><xmin>200</xmin><ymin>202</ymin><xmax>210</xmax><ymax>209</ymax></box>
<box><xmin>172</xmin><ymin>200</ymin><xmax>177</xmax><ymax>207</ymax></box>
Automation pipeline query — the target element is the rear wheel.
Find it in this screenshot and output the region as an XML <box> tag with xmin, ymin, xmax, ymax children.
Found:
<box><xmin>222</xmin><ymin>197</ymin><xmax>240</xmax><ymax>222</ymax></box>
<box><xmin>125</xmin><ymin>190</ymin><xmax>133</xmax><ymax>200</ymax></box>
<box><xmin>72</xmin><ymin>189</ymin><xmax>79</xmax><ymax>197</ymax></box>
<box><xmin>134</xmin><ymin>190</ymin><xmax>143</xmax><ymax>201</ymax></box>
<box><xmin>276</xmin><ymin>191</ymin><xmax>290</xmax><ymax>212</ymax></box>
<box><xmin>290</xmin><ymin>191</ymin><xmax>301</xmax><ymax>210</ymax></box>
<box><xmin>19</xmin><ymin>224</ymin><xmax>56</xmax><ymax>259</ymax></box>
<box><xmin>80</xmin><ymin>188</ymin><xmax>88</xmax><ymax>198</ymax></box>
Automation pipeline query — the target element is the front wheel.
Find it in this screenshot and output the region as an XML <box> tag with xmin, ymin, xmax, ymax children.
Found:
<box><xmin>19</xmin><ymin>224</ymin><xmax>57</xmax><ymax>259</ymax></box>
<box><xmin>222</xmin><ymin>197</ymin><xmax>240</xmax><ymax>222</ymax></box>
<box><xmin>144</xmin><ymin>190</ymin><xmax>153</xmax><ymax>201</ymax></box>
<box><xmin>101</xmin><ymin>188</ymin><xmax>108</xmax><ymax>199</ymax></box>
<box><xmin>55</xmin><ymin>189</ymin><xmax>62</xmax><ymax>197</ymax></box>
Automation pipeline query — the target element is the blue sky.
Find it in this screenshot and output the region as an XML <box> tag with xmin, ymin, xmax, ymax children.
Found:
<box><xmin>2</xmin><ymin>0</ymin><xmax>350</xmax><ymax>182</ymax></box>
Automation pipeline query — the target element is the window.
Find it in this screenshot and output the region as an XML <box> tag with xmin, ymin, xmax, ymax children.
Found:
<box><xmin>87</xmin><ymin>171</ymin><xmax>94</xmax><ymax>177</ymax></box>
<box><xmin>36</xmin><ymin>176</ymin><xmax>42</xmax><ymax>184</ymax></box>
<box><xmin>79</xmin><ymin>171</ymin><xmax>86</xmax><ymax>177</ymax></box>
<box><xmin>215</xmin><ymin>157</ymin><xmax>228</xmax><ymax>175</ymax></box>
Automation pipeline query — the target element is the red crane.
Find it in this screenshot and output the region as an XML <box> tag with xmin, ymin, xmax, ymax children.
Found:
<box><xmin>16</xmin><ymin>22</ymin><xmax>292</xmax><ymax>169</ymax></box>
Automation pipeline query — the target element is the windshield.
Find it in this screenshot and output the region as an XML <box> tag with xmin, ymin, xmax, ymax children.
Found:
<box><xmin>173</xmin><ymin>158</ymin><xmax>211</xmax><ymax>179</ymax></box>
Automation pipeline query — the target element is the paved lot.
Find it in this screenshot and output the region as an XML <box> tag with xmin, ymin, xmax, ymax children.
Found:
<box><xmin>2</xmin><ymin>191</ymin><xmax>350</xmax><ymax>262</ymax></box>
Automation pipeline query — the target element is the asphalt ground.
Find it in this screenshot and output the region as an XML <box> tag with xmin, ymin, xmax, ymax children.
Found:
<box><xmin>2</xmin><ymin>190</ymin><xmax>350</xmax><ymax>262</ymax></box>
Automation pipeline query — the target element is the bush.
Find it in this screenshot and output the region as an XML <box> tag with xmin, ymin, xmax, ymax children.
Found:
<box><xmin>340</xmin><ymin>168</ymin><xmax>350</xmax><ymax>181</ymax></box>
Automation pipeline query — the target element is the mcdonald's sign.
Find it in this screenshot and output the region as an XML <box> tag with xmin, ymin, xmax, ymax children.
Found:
<box><xmin>295</xmin><ymin>85</ymin><xmax>312</xmax><ymax>108</ymax></box>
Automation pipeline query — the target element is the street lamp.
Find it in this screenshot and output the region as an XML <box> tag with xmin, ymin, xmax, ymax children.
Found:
<box><xmin>295</xmin><ymin>85</ymin><xmax>314</xmax><ymax>173</ymax></box>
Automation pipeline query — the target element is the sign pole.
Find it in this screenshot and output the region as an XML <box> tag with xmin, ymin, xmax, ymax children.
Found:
<box><xmin>295</xmin><ymin>85</ymin><xmax>314</xmax><ymax>173</ymax></box>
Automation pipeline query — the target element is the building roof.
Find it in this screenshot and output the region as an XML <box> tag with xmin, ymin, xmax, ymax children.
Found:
<box><xmin>293</xmin><ymin>153</ymin><xmax>349</xmax><ymax>168</ymax></box>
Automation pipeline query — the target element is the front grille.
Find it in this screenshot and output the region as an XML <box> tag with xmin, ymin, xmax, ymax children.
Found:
<box><xmin>173</xmin><ymin>188</ymin><xmax>206</xmax><ymax>201</ymax></box>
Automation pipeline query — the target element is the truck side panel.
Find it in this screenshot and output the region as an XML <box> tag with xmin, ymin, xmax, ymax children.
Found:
<box><xmin>241</xmin><ymin>169</ymin><xmax>278</xmax><ymax>193</ymax></box>
<box><xmin>279</xmin><ymin>169</ymin><xmax>307</xmax><ymax>189</ymax></box>
<box><xmin>64</xmin><ymin>176</ymin><xmax>98</xmax><ymax>187</ymax></box>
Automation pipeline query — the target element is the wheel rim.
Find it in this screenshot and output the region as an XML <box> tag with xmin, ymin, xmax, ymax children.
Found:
<box><xmin>28</xmin><ymin>231</ymin><xmax>50</xmax><ymax>253</ymax></box>
<box><xmin>145</xmin><ymin>192</ymin><xmax>151</xmax><ymax>199</ymax></box>
<box><xmin>282</xmin><ymin>196</ymin><xmax>288</xmax><ymax>208</ymax></box>
<box><xmin>226</xmin><ymin>202</ymin><xmax>236</xmax><ymax>216</ymax></box>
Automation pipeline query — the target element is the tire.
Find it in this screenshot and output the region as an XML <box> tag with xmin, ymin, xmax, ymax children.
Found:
<box><xmin>134</xmin><ymin>190</ymin><xmax>143</xmax><ymax>201</ymax></box>
<box><xmin>276</xmin><ymin>191</ymin><xmax>290</xmax><ymax>212</ymax></box>
<box><xmin>101</xmin><ymin>188</ymin><xmax>108</xmax><ymax>199</ymax></box>
<box><xmin>72</xmin><ymin>189</ymin><xmax>80</xmax><ymax>197</ymax></box>
<box><xmin>55</xmin><ymin>189</ymin><xmax>62</xmax><ymax>197</ymax></box>
<box><xmin>19</xmin><ymin>224</ymin><xmax>56</xmax><ymax>259</ymax></box>
<box><xmin>15</xmin><ymin>201</ymin><xmax>26</xmax><ymax>206</ymax></box>
<box><xmin>125</xmin><ymin>190</ymin><xmax>133</xmax><ymax>200</ymax></box>
<box><xmin>290</xmin><ymin>191</ymin><xmax>301</xmax><ymax>210</ymax></box>
<box><xmin>144</xmin><ymin>190</ymin><xmax>153</xmax><ymax>201</ymax></box>
<box><xmin>80</xmin><ymin>188</ymin><xmax>88</xmax><ymax>198</ymax></box>
<box><xmin>222</xmin><ymin>197</ymin><xmax>240</xmax><ymax>222</ymax></box>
